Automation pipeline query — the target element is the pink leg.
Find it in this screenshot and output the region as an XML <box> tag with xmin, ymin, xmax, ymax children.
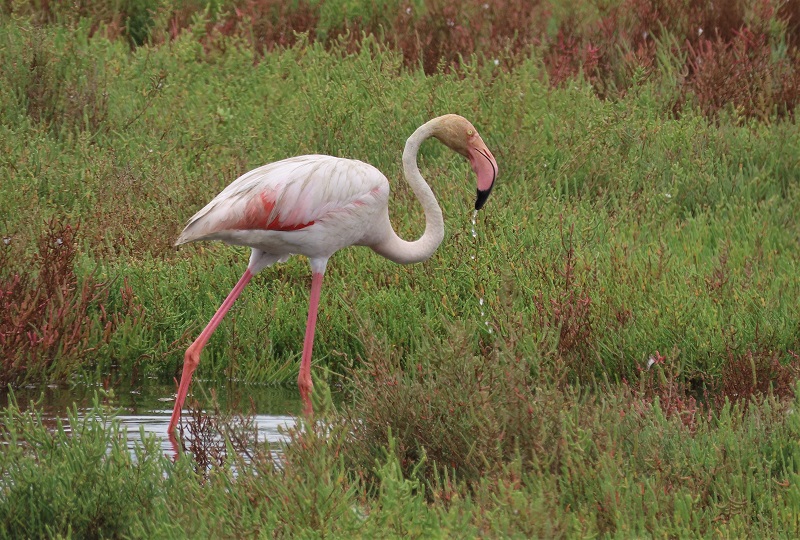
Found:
<box><xmin>298</xmin><ymin>271</ymin><xmax>324</xmax><ymax>417</ymax></box>
<box><xmin>168</xmin><ymin>269</ymin><xmax>253</xmax><ymax>446</ymax></box>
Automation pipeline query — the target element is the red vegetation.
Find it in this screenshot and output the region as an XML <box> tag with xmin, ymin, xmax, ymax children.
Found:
<box><xmin>8</xmin><ymin>0</ymin><xmax>800</xmax><ymax>118</ymax></box>
<box><xmin>189</xmin><ymin>0</ymin><xmax>800</xmax><ymax>119</ymax></box>
<box><xmin>626</xmin><ymin>350</ymin><xmax>706</xmax><ymax>433</ymax></box>
<box><xmin>0</xmin><ymin>219</ymin><xmax>137</xmax><ymax>385</ymax></box>
<box><xmin>532</xmin><ymin>220</ymin><xmax>595</xmax><ymax>375</ymax></box>
<box><xmin>684</xmin><ymin>27</ymin><xmax>800</xmax><ymax>119</ymax></box>
<box><xmin>716</xmin><ymin>332</ymin><xmax>800</xmax><ymax>406</ymax></box>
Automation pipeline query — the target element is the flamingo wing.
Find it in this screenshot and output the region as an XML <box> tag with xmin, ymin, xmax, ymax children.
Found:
<box><xmin>176</xmin><ymin>155</ymin><xmax>387</xmax><ymax>245</ymax></box>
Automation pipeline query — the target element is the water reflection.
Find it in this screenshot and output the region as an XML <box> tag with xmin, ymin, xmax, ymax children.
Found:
<box><xmin>0</xmin><ymin>381</ymin><xmax>299</xmax><ymax>456</ymax></box>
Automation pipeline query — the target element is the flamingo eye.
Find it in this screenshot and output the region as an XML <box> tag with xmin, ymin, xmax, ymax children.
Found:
<box><xmin>467</xmin><ymin>129</ymin><xmax>475</xmax><ymax>137</ymax></box>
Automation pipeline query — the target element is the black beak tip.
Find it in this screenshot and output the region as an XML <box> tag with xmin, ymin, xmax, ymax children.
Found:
<box><xmin>475</xmin><ymin>187</ymin><xmax>493</xmax><ymax>211</ymax></box>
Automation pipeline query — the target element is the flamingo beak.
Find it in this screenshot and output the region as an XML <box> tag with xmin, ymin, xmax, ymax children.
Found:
<box><xmin>468</xmin><ymin>140</ymin><xmax>498</xmax><ymax>210</ymax></box>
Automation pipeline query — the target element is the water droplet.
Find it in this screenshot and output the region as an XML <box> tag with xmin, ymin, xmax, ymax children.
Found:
<box><xmin>471</xmin><ymin>210</ymin><xmax>478</xmax><ymax>239</ymax></box>
<box><xmin>471</xmin><ymin>211</ymin><xmax>491</xmax><ymax>334</ymax></box>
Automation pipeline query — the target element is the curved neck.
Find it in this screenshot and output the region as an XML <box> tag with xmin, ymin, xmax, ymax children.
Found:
<box><xmin>371</xmin><ymin>121</ymin><xmax>445</xmax><ymax>265</ymax></box>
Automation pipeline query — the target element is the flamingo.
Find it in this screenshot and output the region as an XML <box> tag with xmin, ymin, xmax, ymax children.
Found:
<box><xmin>168</xmin><ymin>114</ymin><xmax>498</xmax><ymax>442</ymax></box>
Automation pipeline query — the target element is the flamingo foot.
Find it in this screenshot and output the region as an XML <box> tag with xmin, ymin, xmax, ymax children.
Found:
<box><xmin>298</xmin><ymin>374</ymin><xmax>314</xmax><ymax>417</ymax></box>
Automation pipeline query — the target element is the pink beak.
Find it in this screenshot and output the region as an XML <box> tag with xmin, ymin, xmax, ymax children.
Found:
<box><xmin>468</xmin><ymin>142</ymin><xmax>498</xmax><ymax>210</ymax></box>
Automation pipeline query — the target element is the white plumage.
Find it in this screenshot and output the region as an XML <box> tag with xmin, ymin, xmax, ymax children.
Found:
<box><xmin>177</xmin><ymin>155</ymin><xmax>390</xmax><ymax>261</ymax></box>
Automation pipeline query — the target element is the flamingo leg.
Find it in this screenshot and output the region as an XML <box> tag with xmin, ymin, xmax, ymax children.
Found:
<box><xmin>168</xmin><ymin>269</ymin><xmax>254</xmax><ymax>445</ymax></box>
<box><xmin>298</xmin><ymin>271</ymin><xmax>324</xmax><ymax>417</ymax></box>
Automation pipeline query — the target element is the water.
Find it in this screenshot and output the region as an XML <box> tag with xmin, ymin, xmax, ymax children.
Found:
<box><xmin>471</xmin><ymin>210</ymin><xmax>493</xmax><ymax>334</ymax></box>
<box><xmin>0</xmin><ymin>381</ymin><xmax>298</xmax><ymax>456</ymax></box>
<box><xmin>471</xmin><ymin>210</ymin><xmax>478</xmax><ymax>239</ymax></box>
<box><xmin>470</xmin><ymin>210</ymin><xmax>478</xmax><ymax>260</ymax></box>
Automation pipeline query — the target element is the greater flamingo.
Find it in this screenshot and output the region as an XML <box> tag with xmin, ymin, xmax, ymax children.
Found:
<box><xmin>168</xmin><ymin>114</ymin><xmax>498</xmax><ymax>442</ymax></box>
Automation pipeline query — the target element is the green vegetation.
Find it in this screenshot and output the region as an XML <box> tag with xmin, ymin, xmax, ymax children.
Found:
<box><xmin>3</xmin><ymin>386</ymin><xmax>800</xmax><ymax>537</ymax></box>
<box><xmin>3</xmin><ymin>0</ymin><xmax>800</xmax><ymax>536</ymax></box>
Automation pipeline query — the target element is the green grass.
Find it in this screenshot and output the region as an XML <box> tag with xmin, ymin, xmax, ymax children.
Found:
<box><xmin>3</xmin><ymin>4</ymin><xmax>800</xmax><ymax>536</ymax></box>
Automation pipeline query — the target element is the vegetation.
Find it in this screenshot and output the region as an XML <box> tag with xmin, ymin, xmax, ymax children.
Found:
<box><xmin>2</xmin><ymin>0</ymin><xmax>800</xmax><ymax>536</ymax></box>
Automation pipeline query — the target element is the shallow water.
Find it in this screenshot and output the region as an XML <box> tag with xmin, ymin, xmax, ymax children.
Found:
<box><xmin>0</xmin><ymin>381</ymin><xmax>299</xmax><ymax>456</ymax></box>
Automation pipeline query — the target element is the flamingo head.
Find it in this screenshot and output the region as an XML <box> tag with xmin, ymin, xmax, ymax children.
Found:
<box><xmin>432</xmin><ymin>114</ymin><xmax>498</xmax><ymax>210</ymax></box>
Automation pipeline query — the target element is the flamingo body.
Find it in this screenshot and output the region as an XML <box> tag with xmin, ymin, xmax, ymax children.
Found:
<box><xmin>177</xmin><ymin>155</ymin><xmax>391</xmax><ymax>269</ymax></box>
<box><xmin>168</xmin><ymin>115</ymin><xmax>498</xmax><ymax>450</ymax></box>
